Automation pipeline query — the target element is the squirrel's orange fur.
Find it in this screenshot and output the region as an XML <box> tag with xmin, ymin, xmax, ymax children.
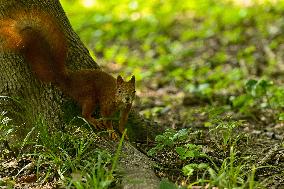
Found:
<box><xmin>0</xmin><ymin>9</ymin><xmax>136</xmax><ymax>138</ymax></box>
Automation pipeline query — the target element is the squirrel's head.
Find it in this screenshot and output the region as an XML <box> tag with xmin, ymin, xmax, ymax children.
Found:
<box><xmin>115</xmin><ymin>75</ymin><xmax>136</xmax><ymax>106</ymax></box>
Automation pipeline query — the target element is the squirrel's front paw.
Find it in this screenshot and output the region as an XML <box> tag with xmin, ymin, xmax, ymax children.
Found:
<box><xmin>87</xmin><ymin>118</ymin><xmax>105</xmax><ymax>130</ymax></box>
<box><xmin>108</xmin><ymin>130</ymin><xmax>118</xmax><ymax>140</ymax></box>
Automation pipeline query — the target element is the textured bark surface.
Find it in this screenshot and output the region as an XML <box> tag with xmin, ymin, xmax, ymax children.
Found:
<box><xmin>0</xmin><ymin>0</ymin><xmax>160</xmax><ymax>188</ymax></box>
<box><xmin>0</xmin><ymin>0</ymin><xmax>98</xmax><ymax>130</ymax></box>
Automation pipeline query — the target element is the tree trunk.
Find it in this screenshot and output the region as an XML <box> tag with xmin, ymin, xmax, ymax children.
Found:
<box><xmin>0</xmin><ymin>0</ymin><xmax>160</xmax><ymax>188</ymax></box>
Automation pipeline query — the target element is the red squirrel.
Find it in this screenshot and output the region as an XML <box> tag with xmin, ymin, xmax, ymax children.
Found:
<box><xmin>0</xmin><ymin>9</ymin><xmax>136</xmax><ymax>138</ymax></box>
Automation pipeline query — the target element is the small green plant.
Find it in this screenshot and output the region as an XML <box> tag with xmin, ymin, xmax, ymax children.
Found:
<box><xmin>209</xmin><ymin>119</ymin><xmax>244</xmax><ymax>149</ymax></box>
<box><xmin>147</xmin><ymin>129</ymin><xmax>189</xmax><ymax>156</ymax></box>
<box><xmin>177</xmin><ymin>144</ymin><xmax>211</xmax><ymax>178</ymax></box>
<box><xmin>232</xmin><ymin>79</ymin><xmax>284</xmax><ymax>119</ymax></box>
<box><xmin>159</xmin><ymin>179</ymin><xmax>183</xmax><ymax>189</ymax></box>
<box><xmin>68</xmin><ymin>151</ymin><xmax>113</xmax><ymax>189</ymax></box>
<box><xmin>279</xmin><ymin>112</ymin><xmax>284</xmax><ymax>121</ymax></box>
<box><xmin>205</xmin><ymin>109</ymin><xmax>245</xmax><ymax>150</ymax></box>
<box><xmin>68</xmin><ymin>129</ymin><xmax>126</xmax><ymax>189</ymax></box>
<box><xmin>176</xmin><ymin>144</ymin><xmax>206</xmax><ymax>161</ymax></box>
<box><xmin>0</xmin><ymin>111</ymin><xmax>15</xmax><ymax>159</ymax></box>
<box><xmin>188</xmin><ymin>147</ymin><xmax>261</xmax><ymax>189</ymax></box>
<box><xmin>176</xmin><ymin>144</ymin><xmax>214</xmax><ymax>184</ymax></box>
<box><xmin>182</xmin><ymin>163</ymin><xmax>210</xmax><ymax>179</ymax></box>
<box><xmin>0</xmin><ymin>111</ymin><xmax>13</xmax><ymax>143</ymax></box>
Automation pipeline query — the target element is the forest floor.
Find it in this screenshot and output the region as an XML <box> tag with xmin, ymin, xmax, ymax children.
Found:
<box><xmin>0</xmin><ymin>83</ymin><xmax>283</xmax><ymax>189</ymax></box>
<box><xmin>1</xmin><ymin>0</ymin><xmax>284</xmax><ymax>188</ymax></box>
<box><xmin>135</xmin><ymin>84</ymin><xmax>284</xmax><ymax>188</ymax></box>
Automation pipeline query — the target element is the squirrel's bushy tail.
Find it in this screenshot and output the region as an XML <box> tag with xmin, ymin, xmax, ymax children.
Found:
<box><xmin>0</xmin><ymin>9</ymin><xmax>67</xmax><ymax>83</ymax></box>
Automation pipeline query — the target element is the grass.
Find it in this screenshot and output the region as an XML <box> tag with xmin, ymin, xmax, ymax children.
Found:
<box><xmin>146</xmin><ymin>114</ymin><xmax>278</xmax><ymax>188</ymax></box>
<box><xmin>0</xmin><ymin>108</ymin><xmax>125</xmax><ymax>188</ymax></box>
<box><xmin>188</xmin><ymin>147</ymin><xmax>262</xmax><ymax>189</ymax></box>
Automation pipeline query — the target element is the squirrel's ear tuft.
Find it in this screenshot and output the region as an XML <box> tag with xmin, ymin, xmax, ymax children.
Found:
<box><xmin>117</xmin><ymin>75</ymin><xmax>124</xmax><ymax>84</ymax></box>
<box><xmin>130</xmin><ymin>75</ymin><xmax>135</xmax><ymax>84</ymax></box>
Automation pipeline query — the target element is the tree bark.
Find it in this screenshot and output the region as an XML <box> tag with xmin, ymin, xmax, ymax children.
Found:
<box><xmin>0</xmin><ymin>0</ymin><xmax>160</xmax><ymax>188</ymax></box>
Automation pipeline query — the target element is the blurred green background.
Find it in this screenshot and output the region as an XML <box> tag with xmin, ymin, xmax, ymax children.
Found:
<box><xmin>60</xmin><ymin>0</ymin><xmax>284</xmax><ymax>119</ymax></box>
